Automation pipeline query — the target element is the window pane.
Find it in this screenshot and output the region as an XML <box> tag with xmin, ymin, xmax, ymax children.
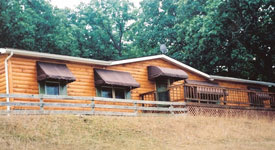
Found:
<box><xmin>39</xmin><ymin>82</ymin><xmax>45</xmax><ymax>94</ymax></box>
<box><xmin>59</xmin><ymin>84</ymin><xmax>67</xmax><ymax>95</ymax></box>
<box><xmin>115</xmin><ymin>89</ymin><xmax>125</xmax><ymax>99</ymax></box>
<box><xmin>46</xmin><ymin>82</ymin><xmax>59</xmax><ymax>95</ymax></box>
<box><xmin>101</xmin><ymin>88</ymin><xmax>112</xmax><ymax>98</ymax></box>
<box><xmin>156</xmin><ymin>80</ymin><xmax>169</xmax><ymax>101</ymax></box>
<box><xmin>125</xmin><ymin>90</ymin><xmax>131</xmax><ymax>99</ymax></box>
<box><xmin>156</xmin><ymin>80</ymin><xmax>168</xmax><ymax>92</ymax></box>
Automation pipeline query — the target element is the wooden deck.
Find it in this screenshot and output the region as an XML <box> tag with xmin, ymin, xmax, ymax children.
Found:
<box><xmin>140</xmin><ymin>84</ymin><xmax>275</xmax><ymax>110</ymax></box>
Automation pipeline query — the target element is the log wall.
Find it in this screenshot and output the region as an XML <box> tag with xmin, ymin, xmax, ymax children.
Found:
<box><xmin>8</xmin><ymin>55</ymin><xmax>104</xmax><ymax>110</ymax></box>
<box><xmin>0</xmin><ymin>55</ymin><xmax>6</xmax><ymax>109</ymax></box>
<box><xmin>106</xmin><ymin>59</ymin><xmax>207</xmax><ymax>100</ymax></box>
<box><xmin>0</xmin><ymin>55</ymin><xmax>6</xmax><ymax>94</ymax></box>
<box><xmin>4</xmin><ymin>54</ymin><xmax>271</xmax><ymax>110</ymax></box>
<box><xmin>9</xmin><ymin>55</ymin><xmax>104</xmax><ymax>97</ymax></box>
<box><xmin>8</xmin><ymin>56</ymin><xmax>209</xmax><ymax>110</ymax></box>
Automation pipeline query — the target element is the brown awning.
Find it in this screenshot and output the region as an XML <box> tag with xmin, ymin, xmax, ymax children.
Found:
<box><xmin>37</xmin><ymin>61</ymin><xmax>76</xmax><ymax>83</ymax></box>
<box><xmin>148</xmin><ymin>66</ymin><xmax>188</xmax><ymax>80</ymax></box>
<box><xmin>94</xmin><ymin>69</ymin><xmax>140</xmax><ymax>88</ymax></box>
<box><xmin>186</xmin><ymin>80</ymin><xmax>225</xmax><ymax>95</ymax></box>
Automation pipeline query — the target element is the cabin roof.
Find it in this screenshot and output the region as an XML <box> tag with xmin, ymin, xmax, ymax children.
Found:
<box><xmin>111</xmin><ymin>54</ymin><xmax>211</xmax><ymax>79</ymax></box>
<box><xmin>0</xmin><ymin>48</ymin><xmax>211</xmax><ymax>79</ymax></box>
<box><xmin>1</xmin><ymin>48</ymin><xmax>274</xmax><ymax>87</ymax></box>
<box><xmin>0</xmin><ymin>48</ymin><xmax>111</xmax><ymax>66</ymax></box>
<box><xmin>210</xmin><ymin>75</ymin><xmax>275</xmax><ymax>87</ymax></box>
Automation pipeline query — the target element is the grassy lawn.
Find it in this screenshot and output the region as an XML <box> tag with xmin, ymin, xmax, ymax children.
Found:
<box><xmin>0</xmin><ymin>115</ymin><xmax>274</xmax><ymax>150</ymax></box>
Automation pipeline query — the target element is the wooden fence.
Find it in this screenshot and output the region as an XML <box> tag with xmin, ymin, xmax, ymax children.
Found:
<box><xmin>0</xmin><ymin>94</ymin><xmax>187</xmax><ymax>116</ymax></box>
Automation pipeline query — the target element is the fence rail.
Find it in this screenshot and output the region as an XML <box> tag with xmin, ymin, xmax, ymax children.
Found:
<box><xmin>0</xmin><ymin>94</ymin><xmax>187</xmax><ymax>116</ymax></box>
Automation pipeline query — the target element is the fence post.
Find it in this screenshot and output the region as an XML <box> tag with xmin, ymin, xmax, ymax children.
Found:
<box><xmin>183</xmin><ymin>84</ymin><xmax>186</xmax><ymax>102</ymax></box>
<box><xmin>169</xmin><ymin>105</ymin><xmax>174</xmax><ymax>115</ymax></box>
<box><xmin>6</xmin><ymin>94</ymin><xmax>10</xmax><ymax>111</ymax></box>
<box><xmin>141</xmin><ymin>95</ymin><xmax>145</xmax><ymax>107</ymax></box>
<box><xmin>40</xmin><ymin>97</ymin><xmax>44</xmax><ymax>111</ymax></box>
<box><xmin>134</xmin><ymin>101</ymin><xmax>138</xmax><ymax>116</ymax></box>
<box><xmin>91</xmin><ymin>97</ymin><xmax>95</xmax><ymax>114</ymax></box>
<box><xmin>223</xmin><ymin>89</ymin><xmax>227</xmax><ymax>105</ymax></box>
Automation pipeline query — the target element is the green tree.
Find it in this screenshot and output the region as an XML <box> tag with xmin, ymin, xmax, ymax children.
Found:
<box><xmin>0</xmin><ymin>0</ymin><xmax>80</xmax><ymax>56</ymax></box>
<box><xmin>218</xmin><ymin>0</ymin><xmax>275</xmax><ymax>81</ymax></box>
<box><xmin>0</xmin><ymin>0</ymin><xmax>273</xmax><ymax>82</ymax></box>
<box><xmin>130</xmin><ymin>0</ymin><xmax>180</xmax><ymax>57</ymax></box>
<box><xmin>75</xmin><ymin>0</ymin><xmax>137</xmax><ymax>60</ymax></box>
<box><xmin>175</xmin><ymin>0</ymin><xmax>274</xmax><ymax>81</ymax></box>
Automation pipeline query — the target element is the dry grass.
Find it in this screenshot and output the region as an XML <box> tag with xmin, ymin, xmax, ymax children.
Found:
<box><xmin>0</xmin><ymin>115</ymin><xmax>274</xmax><ymax>150</ymax></box>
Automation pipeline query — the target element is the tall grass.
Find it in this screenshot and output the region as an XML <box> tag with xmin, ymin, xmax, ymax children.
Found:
<box><xmin>0</xmin><ymin>115</ymin><xmax>274</xmax><ymax>150</ymax></box>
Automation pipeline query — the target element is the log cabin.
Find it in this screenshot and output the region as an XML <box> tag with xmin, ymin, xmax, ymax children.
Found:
<box><xmin>0</xmin><ymin>48</ymin><xmax>274</xmax><ymax>111</ymax></box>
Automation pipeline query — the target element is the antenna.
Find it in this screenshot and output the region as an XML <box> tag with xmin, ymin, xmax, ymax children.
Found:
<box><xmin>160</xmin><ymin>44</ymin><xmax>168</xmax><ymax>54</ymax></box>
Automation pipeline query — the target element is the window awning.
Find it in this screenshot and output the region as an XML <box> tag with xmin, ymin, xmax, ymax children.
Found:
<box><xmin>36</xmin><ymin>61</ymin><xmax>76</xmax><ymax>83</ymax></box>
<box><xmin>186</xmin><ymin>80</ymin><xmax>225</xmax><ymax>95</ymax></box>
<box><xmin>147</xmin><ymin>66</ymin><xmax>188</xmax><ymax>80</ymax></box>
<box><xmin>94</xmin><ymin>68</ymin><xmax>140</xmax><ymax>88</ymax></box>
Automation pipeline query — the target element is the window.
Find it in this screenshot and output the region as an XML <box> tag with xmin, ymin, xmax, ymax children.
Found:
<box><xmin>155</xmin><ymin>79</ymin><xmax>174</xmax><ymax>102</ymax></box>
<box><xmin>36</xmin><ymin>61</ymin><xmax>76</xmax><ymax>96</ymax></box>
<box><xmin>115</xmin><ymin>89</ymin><xmax>126</xmax><ymax>99</ymax></box>
<box><xmin>46</xmin><ymin>82</ymin><xmax>59</xmax><ymax>95</ymax></box>
<box><xmin>39</xmin><ymin>81</ymin><xmax>67</xmax><ymax>95</ymax></box>
<box><xmin>96</xmin><ymin>86</ymin><xmax>130</xmax><ymax>99</ymax></box>
<box><xmin>101</xmin><ymin>87</ymin><xmax>113</xmax><ymax>98</ymax></box>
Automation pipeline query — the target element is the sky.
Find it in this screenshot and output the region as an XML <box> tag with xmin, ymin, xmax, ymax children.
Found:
<box><xmin>50</xmin><ymin>0</ymin><xmax>140</xmax><ymax>9</ymax></box>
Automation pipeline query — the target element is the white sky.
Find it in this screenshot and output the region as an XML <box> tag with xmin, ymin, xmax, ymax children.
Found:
<box><xmin>50</xmin><ymin>0</ymin><xmax>140</xmax><ymax>9</ymax></box>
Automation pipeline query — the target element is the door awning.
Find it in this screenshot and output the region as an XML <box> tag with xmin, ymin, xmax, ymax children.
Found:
<box><xmin>186</xmin><ymin>80</ymin><xmax>225</xmax><ymax>95</ymax></box>
<box><xmin>94</xmin><ymin>68</ymin><xmax>140</xmax><ymax>88</ymax></box>
<box><xmin>36</xmin><ymin>61</ymin><xmax>76</xmax><ymax>83</ymax></box>
<box><xmin>147</xmin><ymin>66</ymin><xmax>188</xmax><ymax>80</ymax></box>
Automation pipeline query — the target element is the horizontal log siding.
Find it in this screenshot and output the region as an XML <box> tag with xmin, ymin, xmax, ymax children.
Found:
<box><xmin>0</xmin><ymin>55</ymin><xmax>6</xmax><ymax>93</ymax></box>
<box><xmin>66</xmin><ymin>63</ymin><xmax>99</xmax><ymax>97</ymax></box>
<box><xmin>0</xmin><ymin>55</ymin><xmax>6</xmax><ymax>109</ymax></box>
<box><xmin>106</xmin><ymin>59</ymin><xmax>207</xmax><ymax>100</ymax></box>
<box><xmin>6</xmin><ymin>55</ymin><xmax>271</xmax><ymax>110</ymax></box>
<box><xmin>8</xmin><ymin>56</ymin><xmax>130</xmax><ymax>112</ymax></box>
<box><xmin>9</xmin><ymin>56</ymin><xmax>105</xmax><ymax>110</ymax></box>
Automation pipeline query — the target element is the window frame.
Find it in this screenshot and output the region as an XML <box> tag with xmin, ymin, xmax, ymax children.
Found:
<box><xmin>96</xmin><ymin>86</ymin><xmax>131</xmax><ymax>99</ymax></box>
<box><xmin>100</xmin><ymin>87</ymin><xmax>113</xmax><ymax>98</ymax></box>
<box><xmin>39</xmin><ymin>81</ymin><xmax>68</xmax><ymax>95</ymax></box>
<box><xmin>155</xmin><ymin>78</ymin><xmax>174</xmax><ymax>102</ymax></box>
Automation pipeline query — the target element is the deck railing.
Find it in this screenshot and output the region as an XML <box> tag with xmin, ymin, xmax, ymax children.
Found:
<box><xmin>140</xmin><ymin>84</ymin><xmax>275</xmax><ymax>109</ymax></box>
<box><xmin>0</xmin><ymin>94</ymin><xmax>187</xmax><ymax>116</ymax></box>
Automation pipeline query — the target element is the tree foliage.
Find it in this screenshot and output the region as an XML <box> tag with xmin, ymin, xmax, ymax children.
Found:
<box><xmin>73</xmin><ymin>0</ymin><xmax>137</xmax><ymax>60</ymax></box>
<box><xmin>0</xmin><ymin>0</ymin><xmax>274</xmax><ymax>81</ymax></box>
<box><xmin>0</xmin><ymin>0</ymin><xmax>80</xmax><ymax>56</ymax></box>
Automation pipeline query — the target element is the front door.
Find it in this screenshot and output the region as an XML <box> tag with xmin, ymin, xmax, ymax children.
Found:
<box><xmin>156</xmin><ymin>79</ymin><xmax>169</xmax><ymax>101</ymax></box>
